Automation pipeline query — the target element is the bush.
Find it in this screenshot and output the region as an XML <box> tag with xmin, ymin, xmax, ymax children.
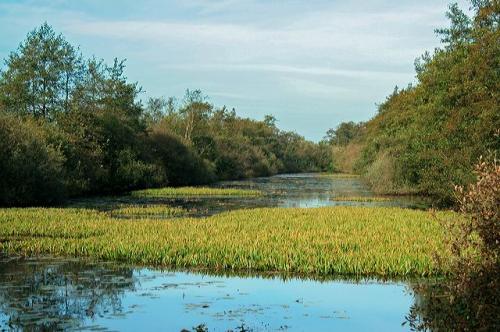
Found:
<box><xmin>114</xmin><ymin>149</ymin><xmax>165</xmax><ymax>191</ymax></box>
<box><xmin>0</xmin><ymin>113</ymin><xmax>66</xmax><ymax>206</ymax></box>
<box><xmin>147</xmin><ymin>125</ymin><xmax>215</xmax><ymax>186</ymax></box>
<box><xmin>332</xmin><ymin>143</ymin><xmax>362</xmax><ymax>173</ymax></box>
<box><xmin>407</xmin><ymin>158</ymin><xmax>500</xmax><ymax>331</ymax></box>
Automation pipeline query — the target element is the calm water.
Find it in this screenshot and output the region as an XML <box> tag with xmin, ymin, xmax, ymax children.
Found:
<box><xmin>0</xmin><ymin>256</ymin><xmax>417</xmax><ymax>331</ymax></box>
<box><xmin>217</xmin><ymin>173</ymin><xmax>427</xmax><ymax>209</ymax></box>
<box><xmin>68</xmin><ymin>173</ymin><xmax>429</xmax><ymax>216</ymax></box>
<box><xmin>1</xmin><ymin>174</ymin><xmax>429</xmax><ymax>331</ymax></box>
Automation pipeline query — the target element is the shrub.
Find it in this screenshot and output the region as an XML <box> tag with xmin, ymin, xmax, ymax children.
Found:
<box><xmin>114</xmin><ymin>148</ymin><xmax>165</xmax><ymax>191</ymax></box>
<box><xmin>147</xmin><ymin>125</ymin><xmax>215</xmax><ymax>186</ymax></box>
<box><xmin>0</xmin><ymin>113</ymin><xmax>66</xmax><ymax>206</ymax></box>
<box><xmin>407</xmin><ymin>158</ymin><xmax>500</xmax><ymax>331</ymax></box>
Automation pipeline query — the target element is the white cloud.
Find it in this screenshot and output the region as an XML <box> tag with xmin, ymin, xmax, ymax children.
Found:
<box><xmin>160</xmin><ymin>63</ymin><xmax>410</xmax><ymax>80</ymax></box>
<box><xmin>0</xmin><ymin>0</ymin><xmax>471</xmax><ymax>140</ymax></box>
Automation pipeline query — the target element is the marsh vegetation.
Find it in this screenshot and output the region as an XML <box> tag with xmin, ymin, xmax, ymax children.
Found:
<box><xmin>0</xmin><ymin>0</ymin><xmax>498</xmax><ymax>330</ymax></box>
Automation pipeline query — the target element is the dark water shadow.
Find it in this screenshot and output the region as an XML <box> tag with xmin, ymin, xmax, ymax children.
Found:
<box><xmin>0</xmin><ymin>255</ymin><xmax>135</xmax><ymax>330</ymax></box>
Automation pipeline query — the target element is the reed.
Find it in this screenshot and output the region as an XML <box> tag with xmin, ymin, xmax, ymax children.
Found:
<box><xmin>131</xmin><ymin>187</ymin><xmax>262</xmax><ymax>198</ymax></box>
<box><xmin>110</xmin><ymin>205</ymin><xmax>187</xmax><ymax>218</ymax></box>
<box><xmin>0</xmin><ymin>206</ymin><xmax>454</xmax><ymax>277</ymax></box>
<box><xmin>330</xmin><ymin>196</ymin><xmax>393</xmax><ymax>202</ymax></box>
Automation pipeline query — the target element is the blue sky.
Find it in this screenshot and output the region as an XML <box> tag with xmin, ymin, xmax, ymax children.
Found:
<box><xmin>0</xmin><ymin>0</ymin><xmax>470</xmax><ymax>141</ymax></box>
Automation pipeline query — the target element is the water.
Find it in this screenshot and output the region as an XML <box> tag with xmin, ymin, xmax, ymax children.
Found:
<box><xmin>1</xmin><ymin>174</ymin><xmax>430</xmax><ymax>331</ymax></box>
<box><xmin>217</xmin><ymin>173</ymin><xmax>426</xmax><ymax>209</ymax></box>
<box><xmin>0</xmin><ymin>256</ymin><xmax>416</xmax><ymax>331</ymax></box>
<box><xmin>67</xmin><ymin>173</ymin><xmax>429</xmax><ymax>216</ymax></box>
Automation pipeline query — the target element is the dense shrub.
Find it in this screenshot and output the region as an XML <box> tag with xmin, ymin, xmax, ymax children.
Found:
<box><xmin>0</xmin><ymin>113</ymin><xmax>66</xmax><ymax>206</ymax></box>
<box><xmin>407</xmin><ymin>158</ymin><xmax>499</xmax><ymax>331</ymax></box>
<box><xmin>0</xmin><ymin>24</ymin><xmax>330</xmax><ymax>206</ymax></box>
<box><xmin>328</xmin><ymin>1</ymin><xmax>500</xmax><ymax>205</ymax></box>
<box><xmin>147</xmin><ymin>125</ymin><xmax>215</xmax><ymax>186</ymax></box>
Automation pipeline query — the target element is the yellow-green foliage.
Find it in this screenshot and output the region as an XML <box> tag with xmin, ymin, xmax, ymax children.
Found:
<box><xmin>331</xmin><ymin>144</ymin><xmax>364</xmax><ymax>174</ymax></box>
<box><xmin>0</xmin><ymin>206</ymin><xmax>454</xmax><ymax>277</ymax></box>
<box><xmin>131</xmin><ymin>187</ymin><xmax>262</xmax><ymax>198</ymax></box>
<box><xmin>330</xmin><ymin>196</ymin><xmax>392</xmax><ymax>202</ymax></box>
<box><xmin>110</xmin><ymin>205</ymin><xmax>187</xmax><ymax>219</ymax></box>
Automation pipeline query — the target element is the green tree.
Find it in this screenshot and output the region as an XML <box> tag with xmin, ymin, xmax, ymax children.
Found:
<box><xmin>325</xmin><ymin>121</ymin><xmax>364</xmax><ymax>146</ymax></box>
<box><xmin>179</xmin><ymin>89</ymin><xmax>212</xmax><ymax>143</ymax></box>
<box><xmin>0</xmin><ymin>22</ymin><xmax>82</xmax><ymax>119</ymax></box>
<box><xmin>0</xmin><ymin>113</ymin><xmax>66</xmax><ymax>205</ymax></box>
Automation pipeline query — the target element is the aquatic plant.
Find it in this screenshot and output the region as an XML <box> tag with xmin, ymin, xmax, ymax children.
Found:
<box><xmin>0</xmin><ymin>206</ymin><xmax>454</xmax><ymax>277</ymax></box>
<box><xmin>110</xmin><ymin>205</ymin><xmax>187</xmax><ymax>219</ymax></box>
<box><xmin>317</xmin><ymin>173</ymin><xmax>360</xmax><ymax>179</ymax></box>
<box><xmin>330</xmin><ymin>196</ymin><xmax>393</xmax><ymax>202</ymax></box>
<box><xmin>131</xmin><ymin>187</ymin><xmax>262</xmax><ymax>198</ymax></box>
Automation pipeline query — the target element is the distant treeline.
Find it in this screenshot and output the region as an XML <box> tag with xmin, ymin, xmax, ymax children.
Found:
<box><xmin>0</xmin><ymin>23</ymin><xmax>330</xmax><ymax>206</ymax></box>
<box><xmin>325</xmin><ymin>1</ymin><xmax>499</xmax><ymax>205</ymax></box>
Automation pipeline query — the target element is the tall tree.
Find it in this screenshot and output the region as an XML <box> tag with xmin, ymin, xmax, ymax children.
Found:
<box><xmin>0</xmin><ymin>22</ymin><xmax>82</xmax><ymax>119</ymax></box>
<box><xmin>179</xmin><ymin>89</ymin><xmax>212</xmax><ymax>143</ymax></box>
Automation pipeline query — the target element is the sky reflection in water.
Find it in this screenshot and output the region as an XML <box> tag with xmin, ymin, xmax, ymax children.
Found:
<box><xmin>1</xmin><ymin>174</ymin><xmax>426</xmax><ymax>331</ymax></box>
<box><xmin>0</xmin><ymin>256</ymin><xmax>414</xmax><ymax>331</ymax></box>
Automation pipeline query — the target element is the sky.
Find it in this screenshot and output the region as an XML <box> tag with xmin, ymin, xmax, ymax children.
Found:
<box><xmin>0</xmin><ymin>0</ymin><xmax>470</xmax><ymax>141</ymax></box>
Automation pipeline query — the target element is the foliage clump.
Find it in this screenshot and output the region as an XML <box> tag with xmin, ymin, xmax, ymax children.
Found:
<box><xmin>326</xmin><ymin>1</ymin><xmax>500</xmax><ymax>205</ymax></box>
<box><xmin>0</xmin><ymin>113</ymin><xmax>66</xmax><ymax>205</ymax></box>
<box><xmin>0</xmin><ymin>24</ymin><xmax>329</xmax><ymax>206</ymax></box>
<box><xmin>0</xmin><ymin>206</ymin><xmax>454</xmax><ymax>277</ymax></box>
<box><xmin>407</xmin><ymin>158</ymin><xmax>499</xmax><ymax>331</ymax></box>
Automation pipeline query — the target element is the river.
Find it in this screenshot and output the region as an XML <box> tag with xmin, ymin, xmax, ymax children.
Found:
<box><xmin>0</xmin><ymin>174</ymin><xmax>429</xmax><ymax>331</ymax></box>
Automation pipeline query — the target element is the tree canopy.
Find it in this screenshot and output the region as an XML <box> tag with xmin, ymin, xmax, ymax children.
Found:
<box><xmin>0</xmin><ymin>23</ymin><xmax>329</xmax><ymax>206</ymax></box>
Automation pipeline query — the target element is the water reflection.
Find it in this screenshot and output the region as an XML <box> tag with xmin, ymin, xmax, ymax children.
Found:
<box><xmin>0</xmin><ymin>256</ymin><xmax>135</xmax><ymax>330</ymax></box>
<box><xmin>405</xmin><ymin>272</ymin><xmax>500</xmax><ymax>331</ymax></box>
<box><xmin>0</xmin><ymin>256</ymin><xmax>417</xmax><ymax>331</ymax></box>
<box><xmin>68</xmin><ymin>173</ymin><xmax>429</xmax><ymax>217</ymax></box>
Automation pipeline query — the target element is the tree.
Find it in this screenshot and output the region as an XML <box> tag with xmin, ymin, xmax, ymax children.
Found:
<box><xmin>0</xmin><ymin>113</ymin><xmax>66</xmax><ymax>205</ymax></box>
<box><xmin>179</xmin><ymin>89</ymin><xmax>212</xmax><ymax>143</ymax></box>
<box><xmin>264</xmin><ymin>114</ymin><xmax>277</xmax><ymax>127</ymax></box>
<box><xmin>0</xmin><ymin>22</ymin><xmax>82</xmax><ymax>119</ymax></box>
<box><xmin>435</xmin><ymin>3</ymin><xmax>473</xmax><ymax>49</ymax></box>
<box><xmin>144</xmin><ymin>97</ymin><xmax>167</xmax><ymax>124</ymax></box>
<box><xmin>324</xmin><ymin>121</ymin><xmax>364</xmax><ymax>146</ymax></box>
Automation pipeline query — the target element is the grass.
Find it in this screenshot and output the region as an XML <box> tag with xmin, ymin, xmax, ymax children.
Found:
<box><xmin>110</xmin><ymin>205</ymin><xmax>187</xmax><ymax>219</ymax></box>
<box><xmin>330</xmin><ymin>196</ymin><xmax>393</xmax><ymax>202</ymax></box>
<box><xmin>0</xmin><ymin>206</ymin><xmax>454</xmax><ymax>277</ymax></box>
<box><xmin>131</xmin><ymin>186</ymin><xmax>262</xmax><ymax>198</ymax></box>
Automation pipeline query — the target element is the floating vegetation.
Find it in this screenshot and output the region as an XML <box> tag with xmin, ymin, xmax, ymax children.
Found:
<box><xmin>330</xmin><ymin>196</ymin><xmax>393</xmax><ymax>202</ymax></box>
<box><xmin>110</xmin><ymin>205</ymin><xmax>188</xmax><ymax>219</ymax></box>
<box><xmin>317</xmin><ymin>173</ymin><xmax>361</xmax><ymax>179</ymax></box>
<box><xmin>131</xmin><ymin>187</ymin><xmax>262</xmax><ymax>198</ymax></box>
<box><xmin>0</xmin><ymin>206</ymin><xmax>455</xmax><ymax>277</ymax></box>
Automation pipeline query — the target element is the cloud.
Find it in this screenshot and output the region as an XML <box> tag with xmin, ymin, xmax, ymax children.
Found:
<box><xmin>0</xmin><ymin>0</ymin><xmax>471</xmax><ymax>140</ymax></box>
<box><xmin>63</xmin><ymin>16</ymin><xmax>426</xmax><ymax>68</ymax></box>
<box><xmin>160</xmin><ymin>63</ymin><xmax>410</xmax><ymax>80</ymax></box>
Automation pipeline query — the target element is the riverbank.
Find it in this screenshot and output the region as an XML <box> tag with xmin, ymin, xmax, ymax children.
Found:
<box><xmin>0</xmin><ymin>205</ymin><xmax>454</xmax><ymax>277</ymax></box>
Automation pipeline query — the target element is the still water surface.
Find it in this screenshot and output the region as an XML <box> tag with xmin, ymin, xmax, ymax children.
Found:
<box><xmin>1</xmin><ymin>174</ymin><xmax>426</xmax><ymax>331</ymax></box>
<box><xmin>67</xmin><ymin>173</ymin><xmax>428</xmax><ymax>217</ymax></box>
<box><xmin>0</xmin><ymin>256</ymin><xmax>416</xmax><ymax>331</ymax></box>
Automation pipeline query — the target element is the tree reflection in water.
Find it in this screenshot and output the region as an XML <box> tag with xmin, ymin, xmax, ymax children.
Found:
<box><xmin>406</xmin><ymin>267</ymin><xmax>499</xmax><ymax>331</ymax></box>
<box><xmin>0</xmin><ymin>255</ymin><xmax>135</xmax><ymax>330</ymax></box>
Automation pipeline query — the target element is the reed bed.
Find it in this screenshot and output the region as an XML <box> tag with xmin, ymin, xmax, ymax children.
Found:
<box><xmin>330</xmin><ymin>196</ymin><xmax>393</xmax><ymax>202</ymax></box>
<box><xmin>317</xmin><ymin>173</ymin><xmax>361</xmax><ymax>179</ymax></box>
<box><xmin>0</xmin><ymin>206</ymin><xmax>454</xmax><ymax>277</ymax></box>
<box><xmin>110</xmin><ymin>205</ymin><xmax>187</xmax><ymax>219</ymax></box>
<box><xmin>131</xmin><ymin>187</ymin><xmax>262</xmax><ymax>198</ymax></box>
